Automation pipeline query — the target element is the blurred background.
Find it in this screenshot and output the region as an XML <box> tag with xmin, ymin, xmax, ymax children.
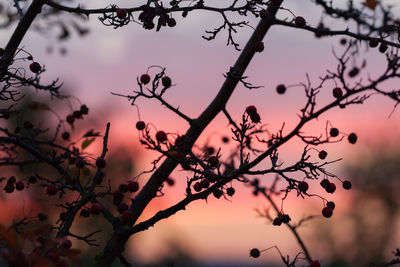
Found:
<box><xmin>0</xmin><ymin>0</ymin><xmax>400</xmax><ymax>266</ymax></box>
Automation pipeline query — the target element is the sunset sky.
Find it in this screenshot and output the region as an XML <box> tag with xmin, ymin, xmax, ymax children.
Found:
<box><xmin>1</xmin><ymin>0</ymin><xmax>400</xmax><ymax>265</ymax></box>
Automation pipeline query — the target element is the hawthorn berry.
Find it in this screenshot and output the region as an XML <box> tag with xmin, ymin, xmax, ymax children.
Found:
<box><xmin>379</xmin><ymin>43</ymin><xmax>388</xmax><ymax>53</ymax></box>
<box><xmin>29</xmin><ymin>62</ymin><xmax>41</xmax><ymax>73</ymax></box>
<box><xmin>245</xmin><ymin>105</ymin><xmax>257</xmax><ymax>115</ymax></box>
<box><xmin>249</xmin><ymin>248</ymin><xmax>261</xmax><ymax>258</ymax></box>
<box><xmin>46</xmin><ymin>184</ymin><xmax>58</xmax><ymax>196</ymax></box>
<box><xmin>116</xmin><ymin>8</ymin><xmax>127</xmax><ymax>19</ymax></box>
<box><xmin>90</xmin><ymin>203</ymin><xmax>102</xmax><ymax>215</ymax></box>
<box><xmin>15</xmin><ymin>181</ymin><xmax>24</xmax><ymax>191</ymax></box>
<box><xmin>95</xmin><ymin>157</ymin><xmax>106</xmax><ymax>169</ymax></box>
<box><xmin>369</xmin><ymin>38</ymin><xmax>379</xmax><ymax>48</ymax></box>
<box><xmin>280</xmin><ymin>214</ymin><xmax>291</xmax><ymax>223</ymax></box>
<box><xmin>318</xmin><ymin>150</ymin><xmax>327</xmax><ymax>160</ymax></box>
<box><xmin>113</xmin><ymin>191</ymin><xmax>123</xmax><ymax>205</ymax></box>
<box><xmin>343</xmin><ymin>180</ymin><xmax>352</xmax><ymax>190</ymax></box>
<box><xmin>127</xmin><ymin>181</ymin><xmax>139</xmax><ymax>192</ymax></box>
<box><xmin>326</xmin><ymin>182</ymin><xmax>336</xmax><ymax>194</ymax></box>
<box><xmin>121</xmin><ymin>210</ymin><xmax>134</xmax><ymax>223</ymax></box>
<box><xmin>140</xmin><ymin>74</ymin><xmax>150</xmax><ymax>84</ymax></box>
<box><xmin>330</xmin><ymin>127</ymin><xmax>339</xmax><ymax>137</ymax></box>
<box><xmin>348</xmin><ymin>67</ymin><xmax>359</xmax><ymax>78</ymax></box>
<box><xmin>320</xmin><ymin>179</ymin><xmax>330</xmax><ymax>189</ymax></box>
<box><xmin>294</xmin><ymin>16</ymin><xmax>306</xmax><ymax>27</ymax></box>
<box><xmin>249</xmin><ymin>112</ymin><xmax>261</xmax><ymax>123</ymax></box>
<box><xmin>340</xmin><ymin>38</ymin><xmax>347</xmax><ymax>45</ymax></box>
<box><xmin>73</xmin><ymin>110</ymin><xmax>82</xmax><ymax>119</ymax></box>
<box><xmin>4</xmin><ymin>183</ymin><xmax>14</xmax><ymax>193</ymax></box>
<box><xmin>167</xmin><ymin>18</ymin><xmax>176</xmax><ymax>27</ymax></box>
<box><xmin>322</xmin><ymin>206</ymin><xmax>333</xmax><ymax>218</ymax></box>
<box><xmin>276</xmin><ymin>84</ymin><xmax>286</xmax><ymax>94</ymax></box>
<box><xmin>200</xmin><ymin>179</ymin><xmax>210</xmax><ymax>189</ymax></box>
<box><xmin>272</xmin><ymin>217</ymin><xmax>282</xmax><ymax>226</ymax></box>
<box><xmin>156</xmin><ymin>130</ymin><xmax>167</xmax><ymax>143</ymax></box>
<box><xmin>298</xmin><ymin>181</ymin><xmax>309</xmax><ymax>193</ymax></box>
<box><xmin>226</xmin><ymin>187</ymin><xmax>235</xmax><ymax>196</ymax></box>
<box><xmin>310</xmin><ymin>260</ymin><xmax>321</xmax><ymax>267</ymax></box>
<box><xmin>62</xmin><ymin>239</ymin><xmax>72</xmax><ymax>249</ymax></box>
<box><xmin>28</xmin><ymin>175</ymin><xmax>37</xmax><ymax>184</ymax></box>
<box><xmin>213</xmin><ymin>188</ymin><xmax>223</xmax><ymax>199</ymax></box>
<box><xmin>162</xmin><ymin>76</ymin><xmax>172</xmax><ymax>87</ymax></box>
<box><xmin>136</xmin><ymin>121</ymin><xmax>146</xmax><ymax>130</ymax></box>
<box><xmin>255</xmin><ymin>41</ymin><xmax>264</xmax><ymax>53</ymax></box>
<box><xmin>332</xmin><ymin>87</ymin><xmax>343</xmax><ymax>98</ymax></box>
<box><xmin>348</xmin><ymin>133</ymin><xmax>357</xmax><ymax>144</ymax></box>
<box><xmin>61</xmin><ymin>131</ymin><xmax>70</xmax><ymax>140</ymax></box>
<box><xmin>80</xmin><ymin>104</ymin><xmax>89</xmax><ymax>115</ymax></box>
<box><xmin>80</xmin><ymin>208</ymin><xmax>90</xmax><ymax>217</ymax></box>
<box><xmin>193</xmin><ymin>182</ymin><xmax>202</xmax><ymax>192</ymax></box>
<box><xmin>66</xmin><ymin>115</ymin><xmax>74</xmax><ymax>124</ymax></box>
<box><xmin>117</xmin><ymin>203</ymin><xmax>128</xmax><ymax>214</ymax></box>
<box><xmin>327</xmin><ymin>201</ymin><xmax>335</xmax><ymax>210</ymax></box>
<box><xmin>208</xmin><ymin>156</ymin><xmax>219</xmax><ymax>168</ymax></box>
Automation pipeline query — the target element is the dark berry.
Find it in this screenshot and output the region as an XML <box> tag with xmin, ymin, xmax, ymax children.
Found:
<box><xmin>119</xmin><ymin>183</ymin><xmax>129</xmax><ymax>193</ymax></box>
<box><xmin>156</xmin><ymin>131</ymin><xmax>167</xmax><ymax>143</ymax></box>
<box><xmin>294</xmin><ymin>16</ymin><xmax>306</xmax><ymax>27</ymax></box>
<box><xmin>80</xmin><ymin>208</ymin><xmax>90</xmax><ymax>218</ymax></box>
<box><xmin>162</xmin><ymin>76</ymin><xmax>172</xmax><ymax>87</ymax></box>
<box><xmin>332</xmin><ymin>87</ymin><xmax>343</xmax><ymax>98</ymax></box>
<box><xmin>96</xmin><ymin>158</ymin><xmax>106</xmax><ymax>169</ymax></box>
<box><xmin>136</xmin><ymin>121</ymin><xmax>146</xmax><ymax>130</ymax></box>
<box><xmin>340</xmin><ymin>38</ymin><xmax>347</xmax><ymax>45</ymax></box>
<box><xmin>29</xmin><ymin>62</ymin><xmax>41</xmax><ymax>73</ymax></box>
<box><xmin>208</xmin><ymin>156</ymin><xmax>219</xmax><ymax>168</ymax></box>
<box><xmin>213</xmin><ymin>188</ymin><xmax>223</xmax><ymax>199</ymax></box>
<box><xmin>73</xmin><ymin>110</ymin><xmax>82</xmax><ymax>119</ymax></box>
<box><xmin>272</xmin><ymin>217</ymin><xmax>282</xmax><ymax>226</ymax></box>
<box><xmin>348</xmin><ymin>67</ymin><xmax>359</xmax><ymax>78</ymax></box>
<box><xmin>348</xmin><ymin>133</ymin><xmax>357</xmax><ymax>144</ymax></box>
<box><xmin>200</xmin><ymin>179</ymin><xmax>210</xmax><ymax>189</ymax></box>
<box><xmin>117</xmin><ymin>203</ymin><xmax>128</xmax><ymax>214</ymax></box>
<box><xmin>330</xmin><ymin>127</ymin><xmax>339</xmax><ymax>137</ymax></box>
<box><xmin>320</xmin><ymin>179</ymin><xmax>330</xmax><ymax>189</ymax></box>
<box><xmin>255</xmin><ymin>42</ymin><xmax>264</xmax><ymax>53</ymax></box>
<box><xmin>343</xmin><ymin>180</ymin><xmax>352</xmax><ymax>190</ymax></box>
<box><xmin>276</xmin><ymin>84</ymin><xmax>286</xmax><ymax>94</ymax></box>
<box><xmin>140</xmin><ymin>74</ymin><xmax>150</xmax><ymax>84</ymax></box>
<box><xmin>369</xmin><ymin>38</ymin><xmax>379</xmax><ymax>48</ymax></box>
<box><xmin>15</xmin><ymin>181</ymin><xmax>24</xmax><ymax>191</ymax></box>
<box><xmin>245</xmin><ymin>105</ymin><xmax>257</xmax><ymax>115</ymax></box>
<box><xmin>90</xmin><ymin>203</ymin><xmax>102</xmax><ymax>215</ymax></box>
<box><xmin>167</xmin><ymin>18</ymin><xmax>176</xmax><ymax>27</ymax></box>
<box><xmin>322</xmin><ymin>207</ymin><xmax>333</xmax><ymax>218</ymax></box>
<box><xmin>127</xmin><ymin>181</ymin><xmax>139</xmax><ymax>192</ymax></box>
<box><xmin>249</xmin><ymin>112</ymin><xmax>261</xmax><ymax>123</ymax></box>
<box><xmin>113</xmin><ymin>191</ymin><xmax>124</xmax><ymax>205</ymax></box>
<box><xmin>298</xmin><ymin>181</ymin><xmax>309</xmax><ymax>193</ymax></box>
<box><xmin>62</xmin><ymin>132</ymin><xmax>70</xmax><ymax>140</ymax></box>
<box><xmin>379</xmin><ymin>43</ymin><xmax>388</xmax><ymax>53</ymax></box>
<box><xmin>28</xmin><ymin>175</ymin><xmax>37</xmax><ymax>184</ymax></box>
<box><xmin>318</xmin><ymin>150</ymin><xmax>327</xmax><ymax>160</ymax></box>
<box><xmin>23</xmin><ymin>121</ymin><xmax>34</xmax><ymax>130</ymax></box>
<box><xmin>121</xmin><ymin>210</ymin><xmax>133</xmax><ymax>223</ymax></box>
<box><xmin>226</xmin><ymin>187</ymin><xmax>235</xmax><ymax>196</ymax></box>
<box><xmin>116</xmin><ymin>8</ymin><xmax>127</xmax><ymax>19</ymax></box>
<box><xmin>62</xmin><ymin>239</ymin><xmax>72</xmax><ymax>249</ymax></box>
<box><xmin>80</xmin><ymin>104</ymin><xmax>89</xmax><ymax>115</ymax></box>
<box><xmin>326</xmin><ymin>183</ymin><xmax>336</xmax><ymax>194</ymax></box>
<box><xmin>326</xmin><ymin>201</ymin><xmax>335</xmax><ymax>210</ymax></box>
<box><xmin>310</xmin><ymin>260</ymin><xmax>321</xmax><ymax>267</ymax></box>
<box><xmin>166</xmin><ymin>177</ymin><xmax>175</xmax><ymax>186</ymax></box>
<box><xmin>66</xmin><ymin>115</ymin><xmax>74</xmax><ymax>124</ymax></box>
<box><xmin>46</xmin><ymin>184</ymin><xmax>58</xmax><ymax>196</ymax></box>
<box><xmin>193</xmin><ymin>182</ymin><xmax>202</xmax><ymax>192</ymax></box>
<box><xmin>280</xmin><ymin>214</ymin><xmax>291</xmax><ymax>223</ymax></box>
<box><xmin>4</xmin><ymin>183</ymin><xmax>14</xmax><ymax>193</ymax></box>
<box><xmin>249</xmin><ymin>248</ymin><xmax>260</xmax><ymax>258</ymax></box>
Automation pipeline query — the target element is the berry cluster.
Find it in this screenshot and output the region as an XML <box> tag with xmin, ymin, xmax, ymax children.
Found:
<box><xmin>245</xmin><ymin>105</ymin><xmax>261</xmax><ymax>123</ymax></box>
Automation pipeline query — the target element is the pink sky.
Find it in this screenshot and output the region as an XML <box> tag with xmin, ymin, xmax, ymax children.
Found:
<box><xmin>2</xmin><ymin>0</ymin><xmax>400</xmax><ymax>265</ymax></box>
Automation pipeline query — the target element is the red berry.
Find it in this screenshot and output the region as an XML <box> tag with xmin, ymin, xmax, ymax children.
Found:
<box><xmin>329</xmin><ymin>127</ymin><xmax>339</xmax><ymax>137</ymax></box>
<box><xmin>327</xmin><ymin>201</ymin><xmax>335</xmax><ymax>210</ymax></box>
<box><xmin>320</xmin><ymin>179</ymin><xmax>330</xmax><ymax>189</ymax></box>
<box><xmin>73</xmin><ymin>110</ymin><xmax>82</xmax><ymax>119</ymax></box>
<box><xmin>326</xmin><ymin>182</ymin><xmax>336</xmax><ymax>194</ymax></box>
<box><xmin>29</xmin><ymin>62</ymin><xmax>41</xmax><ymax>73</ymax></box>
<box><xmin>249</xmin><ymin>112</ymin><xmax>261</xmax><ymax>123</ymax></box>
<box><xmin>90</xmin><ymin>203</ymin><xmax>102</xmax><ymax>215</ymax></box>
<box><xmin>245</xmin><ymin>105</ymin><xmax>257</xmax><ymax>115</ymax></box>
<box><xmin>255</xmin><ymin>41</ymin><xmax>264</xmax><ymax>53</ymax></box>
<box><xmin>140</xmin><ymin>74</ymin><xmax>150</xmax><ymax>84</ymax></box>
<box><xmin>298</xmin><ymin>181</ymin><xmax>309</xmax><ymax>193</ymax></box>
<box><xmin>348</xmin><ymin>133</ymin><xmax>357</xmax><ymax>144</ymax></box>
<box><xmin>322</xmin><ymin>206</ymin><xmax>333</xmax><ymax>218</ymax></box>
<box><xmin>276</xmin><ymin>84</ymin><xmax>286</xmax><ymax>94</ymax></box>
<box><xmin>332</xmin><ymin>87</ymin><xmax>343</xmax><ymax>98</ymax></box>
<box><xmin>318</xmin><ymin>150</ymin><xmax>327</xmax><ymax>160</ymax></box>
<box><xmin>193</xmin><ymin>181</ymin><xmax>202</xmax><ymax>192</ymax></box>
<box><xmin>226</xmin><ymin>187</ymin><xmax>235</xmax><ymax>196</ymax></box>
<box><xmin>96</xmin><ymin>158</ymin><xmax>106</xmax><ymax>169</ymax></box>
<box><xmin>15</xmin><ymin>181</ymin><xmax>24</xmax><ymax>191</ymax></box>
<box><xmin>136</xmin><ymin>121</ymin><xmax>146</xmax><ymax>130</ymax></box>
<box><xmin>46</xmin><ymin>184</ymin><xmax>58</xmax><ymax>196</ymax></box>
<box><xmin>213</xmin><ymin>188</ymin><xmax>223</xmax><ymax>199</ymax></box>
<box><xmin>249</xmin><ymin>248</ymin><xmax>260</xmax><ymax>258</ymax></box>
<box><xmin>343</xmin><ymin>180</ymin><xmax>352</xmax><ymax>190</ymax></box>
<box><xmin>310</xmin><ymin>260</ymin><xmax>321</xmax><ymax>267</ymax></box>
<box><xmin>66</xmin><ymin>115</ymin><xmax>74</xmax><ymax>124</ymax></box>
<box><xmin>116</xmin><ymin>8</ymin><xmax>127</xmax><ymax>19</ymax></box>
<box><xmin>156</xmin><ymin>130</ymin><xmax>167</xmax><ymax>143</ymax></box>
<box><xmin>62</xmin><ymin>131</ymin><xmax>70</xmax><ymax>140</ymax></box>
<box><xmin>127</xmin><ymin>181</ymin><xmax>139</xmax><ymax>192</ymax></box>
<box><xmin>117</xmin><ymin>203</ymin><xmax>128</xmax><ymax>214</ymax></box>
<box><xmin>294</xmin><ymin>16</ymin><xmax>306</xmax><ymax>27</ymax></box>
<box><xmin>62</xmin><ymin>239</ymin><xmax>72</xmax><ymax>249</ymax></box>
<box><xmin>121</xmin><ymin>210</ymin><xmax>133</xmax><ymax>223</ymax></box>
<box><xmin>162</xmin><ymin>76</ymin><xmax>172</xmax><ymax>87</ymax></box>
<box><xmin>208</xmin><ymin>156</ymin><xmax>219</xmax><ymax>168</ymax></box>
